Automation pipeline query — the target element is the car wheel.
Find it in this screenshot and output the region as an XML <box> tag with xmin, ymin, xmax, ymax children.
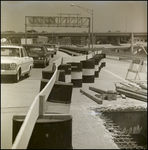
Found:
<box><xmin>25</xmin><ymin>68</ymin><xmax>31</xmax><ymax>77</ymax></box>
<box><xmin>46</xmin><ymin>60</ymin><xmax>49</xmax><ymax>66</ymax></box>
<box><xmin>13</xmin><ymin>71</ymin><xmax>20</xmax><ymax>83</ymax></box>
<box><xmin>43</xmin><ymin>60</ymin><xmax>46</xmax><ymax>68</ymax></box>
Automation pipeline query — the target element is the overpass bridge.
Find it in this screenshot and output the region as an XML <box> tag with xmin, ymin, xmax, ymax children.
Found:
<box><xmin>1</xmin><ymin>32</ymin><xmax>147</xmax><ymax>46</ymax></box>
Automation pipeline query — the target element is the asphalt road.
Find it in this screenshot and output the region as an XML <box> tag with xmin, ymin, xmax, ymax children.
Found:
<box><xmin>1</xmin><ymin>51</ymin><xmax>71</xmax><ymax>149</ymax></box>
<box><xmin>1</xmin><ymin>51</ymin><xmax>146</xmax><ymax>149</ymax></box>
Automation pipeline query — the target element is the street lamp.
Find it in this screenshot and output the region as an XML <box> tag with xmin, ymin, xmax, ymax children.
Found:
<box><xmin>71</xmin><ymin>3</ymin><xmax>94</xmax><ymax>48</ymax></box>
<box><xmin>52</xmin><ymin>28</ymin><xmax>60</xmax><ymax>44</ymax></box>
<box><xmin>1</xmin><ymin>20</ymin><xmax>5</xmax><ymax>31</ymax></box>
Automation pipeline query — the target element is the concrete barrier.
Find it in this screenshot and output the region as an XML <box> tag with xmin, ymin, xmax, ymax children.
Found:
<box><xmin>90</xmin><ymin>57</ymin><xmax>100</xmax><ymax>77</ymax></box>
<box><xmin>58</xmin><ymin>64</ymin><xmax>71</xmax><ymax>83</ymax></box>
<box><xmin>11</xmin><ymin>50</ymin><xmax>100</xmax><ymax>149</ymax></box>
<box><xmin>13</xmin><ymin>115</ymin><xmax>73</xmax><ymax>149</ymax></box>
<box><xmin>81</xmin><ymin>59</ymin><xmax>95</xmax><ymax>83</ymax></box>
<box><xmin>42</xmin><ymin>70</ymin><xmax>54</xmax><ymax>80</ymax></box>
<box><xmin>68</xmin><ymin>62</ymin><xmax>83</xmax><ymax>87</ymax></box>
<box><xmin>40</xmin><ymin>79</ymin><xmax>73</xmax><ymax>114</ymax></box>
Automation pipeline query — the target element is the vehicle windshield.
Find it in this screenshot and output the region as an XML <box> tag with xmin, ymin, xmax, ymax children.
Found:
<box><xmin>24</xmin><ymin>46</ymin><xmax>44</xmax><ymax>52</ymax></box>
<box><xmin>1</xmin><ymin>48</ymin><xmax>20</xmax><ymax>57</ymax></box>
<box><xmin>46</xmin><ymin>45</ymin><xmax>53</xmax><ymax>48</ymax></box>
<box><xmin>43</xmin><ymin>45</ymin><xmax>55</xmax><ymax>48</ymax></box>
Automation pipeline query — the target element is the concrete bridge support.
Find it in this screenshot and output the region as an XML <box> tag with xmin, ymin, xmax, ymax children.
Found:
<box><xmin>92</xmin><ymin>34</ymin><xmax>96</xmax><ymax>44</ymax></box>
<box><xmin>56</xmin><ymin>35</ymin><xmax>59</xmax><ymax>45</ymax></box>
<box><xmin>131</xmin><ymin>33</ymin><xmax>134</xmax><ymax>53</ymax></box>
<box><xmin>117</xmin><ymin>37</ymin><xmax>120</xmax><ymax>44</ymax></box>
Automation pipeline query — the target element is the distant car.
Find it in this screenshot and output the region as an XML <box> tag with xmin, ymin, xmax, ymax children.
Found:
<box><xmin>22</xmin><ymin>44</ymin><xmax>52</xmax><ymax>67</ymax></box>
<box><xmin>40</xmin><ymin>43</ymin><xmax>58</xmax><ymax>55</ymax></box>
<box><xmin>39</xmin><ymin>43</ymin><xmax>55</xmax><ymax>58</ymax></box>
<box><xmin>1</xmin><ymin>45</ymin><xmax>34</xmax><ymax>82</ymax></box>
<box><xmin>52</xmin><ymin>44</ymin><xmax>59</xmax><ymax>54</ymax></box>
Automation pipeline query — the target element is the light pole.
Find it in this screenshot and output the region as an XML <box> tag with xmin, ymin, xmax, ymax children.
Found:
<box><xmin>52</xmin><ymin>28</ymin><xmax>60</xmax><ymax>44</ymax></box>
<box><xmin>1</xmin><ymin>20</ymin><xmax>5</xmax><ymax>31</ymax></box>
<box><xmin>71</xmin><ymin>3</ymin><xmax>94</xmax><ymax>48</ymax></box>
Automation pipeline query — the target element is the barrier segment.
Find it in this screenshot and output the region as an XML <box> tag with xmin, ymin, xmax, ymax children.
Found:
<box><xmin>100</xmin><ymin>53</ymin><xmax>106</xmax><ymax>69</ymax></box>
<box><xmin>68</xmin><ymin>62</ymin><xmax>83</xmax><ymax>87</ymax></box>
<box><xmin>94</xmin><ymin>54</ymin><xmax>106</xmax><ymax>73</ymax></box>
<box><xmin>11</xmin><ymin>95</ymin><xmax>40</xmax><ymax>149</ymax></box>
<box><xmin>58</xmin><ymin>64</ymin><xmax>71</xmax><ymax>83</ymax></box>
<box><xmin>42</xmin><ymin>70</ymin><xmax>54</xmax><ymax>80</ymax></box>
<box><xmin>40</xmin><ymin>79</ymin><xmax>51</xmax><ymax>92</ymax></box>
<box><xmin>42</xmin><ymin>70</ymin><xmax>65</xmax><ymax>82</ymax></box>
<box><xmin>62</xmin><ymin>54</ymin><xmax>87</xmax><ymax>64</ymax></box>
<box><xmin>57</xmin><ymin>70</ymin><xmax>66</xmax><ymax>82</ymax></box>
<box><xmin>40</xmin><ymin>79</ymin><xmax>73</xmax><ymax>114</ymax></box>
<box><xmin>90</xmin><ymin>57</ymin><xmax>100</xmax><ymax>77</ymax></box>
<box><xmin>12</xmin><ymin>115</ymin><xmax>73</xmax><ymax>149</ymax></box>
<box><xmin>81</xmin><ymin>59</ymin><xmax>95</xmax><ymax>83</ymax></box>
<box><xmin>47</xmin><ymin>81</ymin><xmax>73</xmax><ymax>104</ymax></box>
<box><xmin>40</xmin><ymin>80</ymin><xmax>73</xmax><ymax>104</ymax></box>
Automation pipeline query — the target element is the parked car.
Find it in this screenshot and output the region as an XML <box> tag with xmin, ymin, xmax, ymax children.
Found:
<box><xmin>22</xmin><ymin>44</ymin><xmax>52</xmax><ymax>67</ymax></box>
<box><xmin>40</xmin><ymin>43</ymin><xmax>58</xmax><ymax>55</ymax></box>
<box><xmin>1</xmin><ymin>45</ymin><xmax>34</xmax><ymax>82</ymax></box>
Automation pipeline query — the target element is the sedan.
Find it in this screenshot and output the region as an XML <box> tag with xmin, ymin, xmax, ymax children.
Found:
<box><xmin>22</xmin><ymin>44</ymin><xmax>52</xmax><ymax>67</ymax></box>
<box><xmin>39</xmin><ymin>43</ymin><xmax>55</xmax><ymax>58</ymax></box>
<box><xmin>40</xmin><ymin>43</ymin><xmax>58</xmax><ymax>55</ymax></box>
<box><xmin>1</xmin><ymin>45</ymin><xmax>34</xmax><ymax>82</ymax></box>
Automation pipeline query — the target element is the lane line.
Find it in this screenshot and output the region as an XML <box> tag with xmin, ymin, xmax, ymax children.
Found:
<box><xmin>103</xmin><ymin>68</ymin><xmax>127</xmax><ymax>82</ymax></box>
<box><xmin>102</xmin><ymin>68</ymin><xmax>141</xmax><ymax>88</ymax></box>
<box><xmin>106</xmin><ymin>63</ymin><xmax>128</xmax><ymax>69</ymax></box>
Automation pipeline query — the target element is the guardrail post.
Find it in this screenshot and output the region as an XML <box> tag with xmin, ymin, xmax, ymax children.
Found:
<box><xmin>39</xmin><ymin>95</ymin><xmax>45</xmax><ymax>116</ymax></box>
<box><xmin>56</xmin><ymin>70</ymin><xmax>60</xmax><ymax>81</ymax></box>
<box><xmin>52</xmin><ymin>63</ymin><xmax>56</xmax><ymax>71</ymax></box>
<box><xmin>61</xmin><ymin>57</ymin><xmax>63</xmax><ymax>64</ymax></box>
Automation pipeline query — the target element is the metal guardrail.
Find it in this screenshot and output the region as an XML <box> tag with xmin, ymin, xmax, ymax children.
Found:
<box><xmin>11</xmin><ymin>50</ymin><xmax>101</xmax><ymax>149</ymax></box>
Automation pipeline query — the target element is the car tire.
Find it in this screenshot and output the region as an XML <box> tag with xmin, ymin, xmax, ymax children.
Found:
<box><xmin>43</xmin><ymin>60</ymin><xmax>46</xmax><ymax>68</ymax></box>
<box><xmin>13</xmin><ymin>71</ymin><xmax>20</xmax><ymax>83</ymax></box>
<box><xmin>25</xmin><ymin>68</ymin><xmax>31</xmax><ymax>77</ymax></box>
<box><xmin>46</xmin><ymin>60</ymin><xmax>49</xmax><ymax>66</ymax></box>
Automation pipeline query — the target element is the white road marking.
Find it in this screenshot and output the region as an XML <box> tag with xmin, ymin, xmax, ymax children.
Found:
<box><xmin>102</xmin><ymin>68</ymin><xmax>141</xmax><ymax>88</ymax></box>
<box><xmin>103</xmin><ymin>68</ymin><xmax>127</xmax><ymax>82</ymax></box>
<box><xmin>106</xmin><ymin>62</ymin><xmax>129</xmax><ymax>69</ymax></box>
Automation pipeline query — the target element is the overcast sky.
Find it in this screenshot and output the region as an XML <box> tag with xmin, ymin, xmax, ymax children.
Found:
<box><xmin>1</xmin><ymin>1</ymin><xmax>147</xmax><ymax>33</ymax></box>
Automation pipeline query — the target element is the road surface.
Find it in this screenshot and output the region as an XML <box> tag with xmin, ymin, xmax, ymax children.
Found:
<box><xmin>1</xmin><ymin>51</ymin><xmax>147</xmax><ymax>149</ymax></box>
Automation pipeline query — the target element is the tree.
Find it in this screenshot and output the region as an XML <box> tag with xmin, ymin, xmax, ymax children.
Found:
<box><xmin>41</xmin><ymin>31</ymin><xmax>48</xmax><ymax>33</ymax></box>
<box><xmin>27</xmin><ymin>29</ymin><xmax>38</xmax><ymax>33</ymax></box>
<box><xmin>5</xmin><ymin>30</ymin><xmax>16</xmax><ymax>33</ymax></box>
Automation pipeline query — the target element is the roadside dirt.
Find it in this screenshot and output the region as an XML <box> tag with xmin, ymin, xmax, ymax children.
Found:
<box><xmin>69</xmin><ymin>56</ymin><xmax>147</xmax><ymax>149</ymax></box>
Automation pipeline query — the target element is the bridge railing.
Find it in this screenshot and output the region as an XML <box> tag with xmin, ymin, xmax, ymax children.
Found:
<box><xmin>11</xmin><ymin>50</ymin><xmax>101</xmax><ymax>149</ymax></box>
